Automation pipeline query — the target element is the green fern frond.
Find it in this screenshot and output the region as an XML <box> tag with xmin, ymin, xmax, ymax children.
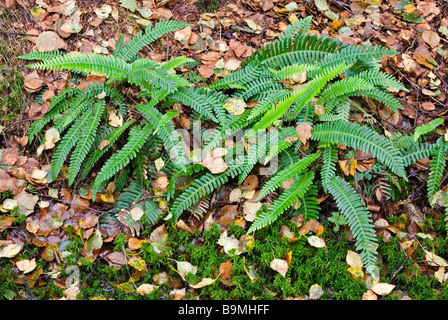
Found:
<box><xmin>327</xmin><ymin>176</ymin><xmax>378</xmax><ymax>276</ymax></box>
<box><xmin>168</xmin><ymin>87</ymin><xmax>218</xmax><ymax>122</ymax></box>
<box><xmin>254</xmin><ymin>62</ymin><xmax>348</xmax><ymax>131</ymax></box>
<box><xmin>81</xmin><ymin>120</ymin><xmax>135</xmax><ymax>179</ymax></box>
<box><xmin>268</xmin><ymin>63</ymin><xmax>315</xmax><ymax>80</ymax></box>
<box><xmin>321</xmin><ymin>144</ymin><xmax>338</xmax><ymax>190</ymax></box>
<box><xmin>169</xmin><ymin>159</ymin><xmax>244</xmax><ymax>221</ymax></box>
<box><xmin>402</xmin><ymin>142</ymin><xmax>436</xmax><ymax>167</ymax></box>
<box><xmin>19</xmin><ymin>50</ymin><xmax>63</xmax><ymax>61</ymax></box>
<box><xmin>278</xmin><ymin>16</ymin><xmax>313</xmax><ymax>40</ymax></box>
<box><xmin>264</xmin><ymin>127</ymin><xmax>299</xmax><ymax>165</ymax></box>
<box><xmin>238</xmin><ymin>131</ymin><xmax>267</xmax><ymax>184</ymax></box>
<box><xmin>414</xmin><ymin>118</ymin><xmax>444</xmax><ymax>141</ymax></box>
<box><xmin>50</xmin><ymin>107</ymin><xmax>92</xmax><ymax>179</ymax></box>
<box><xmin>162</xmin><ymin>56</ymin><xmax>196</xmax><ymax>70</ymax></box>
<box><xmin>311</xmin><ymin>121</ymin><xmax>406</xmax><ymax>179</ymax></box>
<box><xmin>293</xmin><ymin>186</ymin><xmax>320</xmax><ymax>221</ymax></box>
<box><xmin>114</xmin><ymin>20</ymin><xmax>191</xmax><ymax>62</ymax></box>
<box><xmin>257</xmin><ymin>152</ymin><xmax>321</xmax><ymax>200</ymax></box>
<box><xmin>317</xmin><ymin>77</ymin><xmax>375</xmax><ymax>105</ymax></box>
<box><xmin>26</xmin><ymin>52</ymin><xmax>132</xmax><ymax>79</ymax></box>
<box><xmin>233</xmin><ymin>78</ymin><xmax>284</xmax><ymax>101</ymax></box>
<box><xmin>68</xmin><ymin>100</ymin><xmax>105</xmax><ymax>186</ymax></box>
<box><xmin>354</xmin><ymin>88</ymin><xmax>403</xmax><ymax>113</ymax></box>
<box><xmin>355</xmin><ymin>69</ymin><xmax>408</xmax><ymax>92</ymax></box>
<box><xmin>91</xmin><ymin>123</ymin><xmax>154</xmax><ymax>199</ymax></box>
<box><xmin>206</xmin><ymin>62</ymin><xmax>264</xmax><ymax>90</ymax></box>
<box><xmin>427</xmin><ymin>139</ymin><xmax>448</xmax><ymax>200</ymax></box>
<box><xmin>313</xmin><ymin>44</ymin><xmax>397</xmax><ymax>76</ymax></box>
<box><xmin>248</xmin><ymin>171</ymin><xmax>315</xmax><ymax>233</ymax></box>
<box><xmin>248</xmin><ymin>33</ymin><xmax>341</xmax><ymax>68</ymax></box>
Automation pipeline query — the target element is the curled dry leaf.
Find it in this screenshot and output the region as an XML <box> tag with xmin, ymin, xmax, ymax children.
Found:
<box><xmin>270</xmin><ymin>258</ymin><xmax>289</xmax><ymax>277</ymax></box>
<box><xmin>190</xmin><ymin>277</ymin><xmax>216</xmax><ymax>289</ymax></box>
<box><xmin>307</xmin><ymin>235</ymin><xmax>326</xmax><ymax>248</ymax></box>
<box><xmin>362</xmin><ymin>289</ymin><xmax>378</xmax><ymax>300</ymax></box>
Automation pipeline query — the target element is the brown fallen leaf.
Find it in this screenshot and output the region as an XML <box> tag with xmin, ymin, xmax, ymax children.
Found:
<box><xmin>270</xmin><ymin>258</ymin><xmax>289</xmax><ymax>277</ymax></box>
<box><xmin>0</xmin><ymin>240</ymin><xmax>21</xmax><ymax>258</ymax></box>
<box><xmin>422</xmin><ymin>30</ymin><xmax>440</xmax><ymax>48</ymax></box>
<box><xmin>35</xmin><ymin>31</ymin><xmax>67</xmax><ymax>52</ymax></box>
<box><xmin>295</xmin><ymin>122</ymin><xmax>313</xmax><ymax>145</ymax></box>
<box><xmin>23</xmin><ymin>70</ymin><xmax>44</xmax><ymax>93</ymax></box>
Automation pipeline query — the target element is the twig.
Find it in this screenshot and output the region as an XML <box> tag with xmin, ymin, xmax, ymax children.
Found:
<box><xmin>229</xmin><ymin>25</ymin><xmax>255</xmax><ymax>34</ymax></box>
<box><xmin>389</xmin><ymin>241</ymin><xmax>409</xmax><ymax>283</ymax></box>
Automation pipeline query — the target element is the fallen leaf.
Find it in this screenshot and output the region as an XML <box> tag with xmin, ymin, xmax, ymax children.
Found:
<box><xmin>362</xmin><ymin>289</ymin><xmax>378</xmax><ymax>300</ymax></box>
<box><xmin>217</xmin><ymin>231</ymin><xmax>241</xmax><ymax>255</ymax></box>
<box><xmin>35</xmin><ymin>31</ymin><xmax>67</xmax><ymax>52</ymax></box>
<box><xmin>23</xmin><ymin>71</ymin><xmax>44</xmax><ymax>93</ymax></box>
<box><xmin>200</xmin><ymin>151</ymin><xmax>228</xmax><ymax>174</ymax></box>
<box><xmin>435</xmin><ymin>267</ymin><xmax>446</xmax><ymax>284</ymax></box>
<box><xmin>424</xmin><ymin>249</ymin><xmax>448</xmax><ymax>267</ymax></box>
<box><xmin>242</xmin><ymin>175</ymin><xmax>258</xmax><ymax>191</ymax></box>
<box><xmin>108</xmin><ymin>110</ymin><xmax>123</xmax><ymax>127</ymax></box>
<box><xmin>219</xmin><ymin>261</ymin><xmax>233</xmax><ymax>280</ymax></box>
<box><xmin>422</xmin><ymin>30</ymin><xmax>440</xmax><ymax>48</ymax></box>
<box><xmin>0</xmin><ymin>241</ymin><xmax>21</xmax><ymax>258</ymax></box>
<box><xmin>309</xmin><ymin>283</ymin><xmax>324</xmax><ymax>300</ymax></box>
<box><xmin>295</xmin><ymin>122</ymin><xmax>313</xmax><ymax>145</ymax></box>
<box><xmin>339</xmin><ymin>159</ymin><xmax>357</xmax><ymax>176</ymax></box>
<box><xmin>346</xmin><ymin>250</ymin><xmax>363</xmax><ymax>268</ymax></box>
<box><xmin>137</xmin><ymin>284</ymin><xmax>158</xmax><ymax>295</ymax></box>
<box><xmin>14</xmin><ymin>190</ymin><xmax>38</xmax><ymax>216</ymax></box>
<box><xmin>16</xmin><ymin>258</ymin><xmax>36</xmax><ymax>274</ymax></box>
<box><xmin>223</xmin><ymin>97</ymin><xmax>246</xmax><ymax>116</ymax></box>
<box><xmin>270</xmin><ymin>258</ymin><xmax>288</xmax><ymax>277</ymax></box>
<box><xmin>190</xmin><ymin>277</ymin><xmax>216</xmax><ymax>288</ymax></box>
<box><xmin>371</xmin><ymin>283</ymin><xmax>395</xmax><ymax>296</ymax></box>
<box><xmin>243</xmin><ymin>201</ymin><xmax>262</xmax><ymax>222</ymax></box>
<box><xmin>176</xmin><ymin>261</ymin><xmax>198</xmax><ymax>280</ymax></box>
<box><xmin>130</xmin><ymin>206</ymin><xmax>145</xmax><ymax>221</ymax></box>
<box><xmin>174</xmin><ymin>26</ymin><xmax>192</xmax><ymax>45</ymax></box>
<box><xmin>43</xmin><ymin>127</ymin><xmax>61</xmax><ymax>150</ymax></box>
<box><xmin>128</xmin><ymin>255</ymin><xmax>147</xmax><ymax>271</ymax></box>
<box><xmin>308</xmin><ymin>235</ymin><xmax>326</xmax><ymax>248</ymax></box>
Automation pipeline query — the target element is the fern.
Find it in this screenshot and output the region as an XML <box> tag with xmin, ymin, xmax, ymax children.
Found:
<box><xmin>321</xmin><ymin>143</ymin><xmax>338</xmax><ymax>190</ymax></box>
<box><xmin>91</xmin><ymin>123</ymin><xmax>154</xmax><ymax>199</ymax></box>
<box><xmin>293</xmin><ymin>186</ymin><xmax>320</xmax><ymax>221</ymax></box>
<box><xmin>427</xmin><ymin>138</ymin><xmax>448</xmax><ymax>200</ymax></box>
<box><xmin>169</xmin><ymin>159</ymin><xmax>244</xmax><ymax>221</ymax></box>
<box><xmin>114</xmin><ymin>20</ymin><xmax>191</xmax><ymax>62</ymax></box>
<box><xmin>327</xmin><ymin>176</ymin><xmax>378</xmax><ymax>276</ymax></box>
<box><xmin>68</xmin><ymin>99</ymin><xmax>105</xmax><ymax>186</ymax></box>
<box><xmin>256</xmin><ymin>151</ymin><xmax>321</xmax><ymax>200</ymax></box>
<box><xmin>248</xmin><ymin>171</ymin><xmax>314</xmax><ymax>233</ymax></box>
<box><xmin>278</xmin><ymin>16</ymin><xmax>313</xmax><ymax>41</ymax></box>
<box><xmin>311</xmin><ymin>122</ymin><xmax>406</xmax><ymax>179</ymax></box>
<box><xmin>414</xmin><ymin>118</ymin><xmax>444</xmax><ymax>141</ymax></box>
<box><xmin>402</xmin><ymin>142</ymin><xmax>436</xmax><ymax>167</ymax></box>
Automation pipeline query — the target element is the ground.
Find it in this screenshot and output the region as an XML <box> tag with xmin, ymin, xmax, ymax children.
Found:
<box><xmin>0</xmin><ymin>0</ymin><xmax>448</xmax><ymax>301</ymax></box>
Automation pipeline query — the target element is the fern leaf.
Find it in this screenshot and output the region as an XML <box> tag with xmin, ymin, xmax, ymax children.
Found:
<box><xmin>278</xmin><ymin>16</ymin><xmax>313</xmax><ymax>40</ymax></box>
<box><xmin>248</xmin><ymin>33</ymin><xmax>341</xmax><ymax>68</ymax></box>
<box><xmin>81</xmin><ymin>120</ymin><xmax>135</xmax><ymax>179</ymax></box>
<box><xmin>427</xmin><ymin>139</ymin><xmax>448</xmax><ymax>200</ymax></box>
<box><xmin>257</xmin><ymin>152</ymin><xmax>321</xmax><ymax>200</ymax></box>
<box><xmin>168</xmin><ymin>87</ymin><xmax>218</xmax><ymax>122</ymax></box>
<box><xmin>327</xmin><ymin>176</ymin><xmax>378</xmax><ymax>276</ymax></box>
<box><xmin>402</xmin><ymin>142</ymin><xmax>437</xmax><ymax>167</ymax></box>
<box><xmin>206</xmin><ymin>62</ymin><xmax>263</xmax><ymax>90</ymax></box>
<box><xmin>27</xmin><ymin>52</ymin><xmax>132</xmax><ymax>79</ymax></box>
<box><xmin>311</xmin><ymin>121</ymin><xmax>406</xmax><ymax>179</ymax></box>
<box><xmin>19</xmin><ymin>50</ymin><xmax>63</xmax><ymax>61</ymax></box>
<box><xmin>91</xmin><ymin>123</ymin><xmax>153</xmax><ymax>198</ymax></box>
<box><xmin>50</xmin><ymin>108</ymin><xmax>92</xmax><ymax>179</ymax></box>
<box><xmin>414</xmin><ymin>118</ymin><xmax>444</xmax><ymax>141</ymax></box>
<box><xmin>321</xmin><ymin>144</ymin><xmax>338</xmax><ymax>190</ymax></box>
<box><xmin>293</xmin><ymin>186</ymin><xmax>320</xmax><ymax>221</ymax></box>
<box><xmin>114</xmin><ymin>20</ymin><xmax>191</xmax><ymax>62</ymax></box>
<box><xmin>248</xmin><ymin>171</ymin><xmax>314</xmax><ymax>233</ymax></box>
<box><xmin>68</xmin><ymin>100</ymin><xmax>105</xmax><ymax>186</ymax></box>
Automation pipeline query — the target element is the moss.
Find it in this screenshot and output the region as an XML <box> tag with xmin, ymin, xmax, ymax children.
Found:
<box><xmin>194</xmin><ymin>0</ymin><xmax>221</xmax><ymax>13</ymax></box>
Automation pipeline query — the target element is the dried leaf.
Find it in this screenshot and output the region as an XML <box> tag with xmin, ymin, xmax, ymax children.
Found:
<box><xmin>270</xmin><ymin>258</ymin><xmax>289</xmax><ymax>277</ymax></box>
<box><xmin>16</xmin><ymin>258</ymin><xmax>36</xmax><ymax>274</ymax></box>
<box><xmin>137</xmin><ymin>284</ymin><xmax>158</xmax><ymax>295</ymax></box>
<box><xmin>346</xmin><ymin>250</ymin><xmax>363</xmax><ymax>268</ymax></box>
<box><xmin>308</xmin><ymin>235</ymin><xmax>326</xmax><ymax>248</ymax></box>
<box><xmin>371</xmin><ymin>283</ymin><xmax>395</xmax><ymax>296</ymax></box>
<box><xmin>35</xmin><ymin>31</ymin><xmax>67</xmax><ymax>52</ymax></box>
<box><xmin>295</xmin><ymin>122</ymin><xmax>313</xmax><ymax>145</ymax></box>
<box><xmin>309</xmin><ymin>284</ymin><xmax>324</xmax><ymax>300</ymax></box>
<box><xmin>190</xmin><ymin>277</ymin><xmax>216</xmax><ymax>289</ymax></box>
<box><xmin>0</xmin><ymin>241</ymin><xmax>21</xmax><ymax>258</ymax></box>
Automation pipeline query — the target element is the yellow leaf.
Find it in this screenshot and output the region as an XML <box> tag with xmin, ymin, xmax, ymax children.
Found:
<box><xmin>100</xmin><ymin>194</ymin><xmax>115</xmax><ymax>203</ymax></box>
<box><xmin>339</xmin><ymin>159</ymin><xmax>357</xmax><ymax>176</ymax></box>
<box><xmin>348</xmin><ymin>267</ymin><xmax>364</xmax><ymax>280</ymax></box>
<box><xmin>128</xmin><ymin>256</ymin><xmax>147</xmax><ymax>271</ymax></box>
<box><xmin>190</xmin><ymin>277</ymin><xmax>216</xmax><ymax>289</ymax></box>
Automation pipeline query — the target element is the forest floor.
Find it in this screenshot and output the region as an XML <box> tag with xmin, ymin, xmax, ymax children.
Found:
<box><xmin>0</xmin><ymin>0</ymin><xmax>448</xmax><ymax>301</ymax></box>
